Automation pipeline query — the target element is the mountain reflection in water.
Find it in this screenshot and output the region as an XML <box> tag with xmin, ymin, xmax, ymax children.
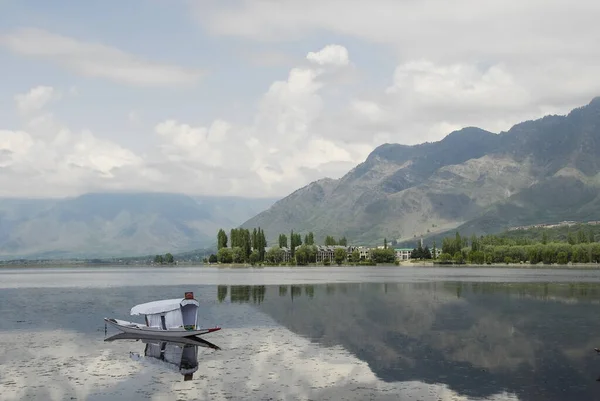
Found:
<box><xmin>217</xmin><ymin>282</ymin><xmax>600</xmax><ymax>401</ymax></box>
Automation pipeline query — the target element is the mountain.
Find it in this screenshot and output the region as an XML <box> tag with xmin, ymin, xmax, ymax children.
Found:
<box><xmin>0</xmin><ymin>193</ymin><xmax>277</xmax><ymax>259</ymax></box>
<box><xmin>242</xmin><ymin>97</ymin><xmax>600</xmax><ymax>246</ymax></box>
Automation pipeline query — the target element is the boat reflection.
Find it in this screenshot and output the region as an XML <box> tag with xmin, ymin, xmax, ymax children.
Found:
<box><xmin>105</xmin><ymin>333</ymin><xmax>220</xmax><ymax>381</ymax></box>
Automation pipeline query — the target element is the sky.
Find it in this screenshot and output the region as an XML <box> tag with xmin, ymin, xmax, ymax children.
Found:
<box><xmin>1</xmin><ymin>0</ymin><xmax>600</xmax><ymax>198</ymax></box>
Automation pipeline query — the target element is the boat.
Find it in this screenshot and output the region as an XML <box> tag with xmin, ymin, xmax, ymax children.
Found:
<box><xmin>105</xmin><ymin>333</ymin><xmax>219</xmax><ymax>381</ymax></box>
<box><xmin>104</xmin><ymin>292</ymin><xmax>221</xmax><ymax>338</ymax></box>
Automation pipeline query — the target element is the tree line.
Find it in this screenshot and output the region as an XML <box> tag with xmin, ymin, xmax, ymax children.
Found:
<box><xmin>215</xmin><ymin>227</ymin><xmax>267</xmax><ymax>264</ymax></box>
<box><xmin>210</xmin><ymin>228</ymin><xmax>398</xmax><ymax>266</ymax></box>
<box><xmin>153</xmin><ymin>252</ymin><xmax>174</xmax><ymax>265</ymax></box>
<box><xmin>435</xmin><ymin>228</ymin><xmax>600</xmax><ymax>265</ymax></box>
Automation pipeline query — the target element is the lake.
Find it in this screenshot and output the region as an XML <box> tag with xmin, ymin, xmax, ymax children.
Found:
<box><xmin>2</xmin><ymin>266</ymin><xmax>600</xmax><ymax>400</ymax></box>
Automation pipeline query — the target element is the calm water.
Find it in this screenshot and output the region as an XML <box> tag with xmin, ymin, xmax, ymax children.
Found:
<box><xmin>2</xmin><ymin>267</ymin><xmax>600</xmax><ymax>400</ymax></box>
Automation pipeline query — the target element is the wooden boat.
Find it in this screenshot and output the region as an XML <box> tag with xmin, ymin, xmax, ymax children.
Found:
<box><xmin>104</xmin><ymin>292</ymin><xmax>221</xmax><ymax>338</ymax></box>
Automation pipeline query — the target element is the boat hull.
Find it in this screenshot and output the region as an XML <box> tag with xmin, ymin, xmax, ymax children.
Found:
<box><xmin>104</xmin><ymin>318</ymin><xmax>221</xmax><ymax>338</ymax></box>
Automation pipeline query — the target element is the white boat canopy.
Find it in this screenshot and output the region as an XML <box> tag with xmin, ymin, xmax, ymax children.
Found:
<box><xmin>130</xmin><ymin>297</ymin><xmax>200</xmax><ymax>331</ymax></box>
<box><xmin>130</xmin><ymin>298</ymin><xmax>199</xmax><ymax>316</ymax></box>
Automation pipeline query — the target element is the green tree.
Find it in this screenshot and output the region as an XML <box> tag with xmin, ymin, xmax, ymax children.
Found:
<box><xmin>252</xmin><ymin>228</ymin><xmax>258</xmax><ymax>250</ymax></box>
<box><xmin>154</xmin><ymin>254</ymin><xmax>163</xmax><ymax>264</ymax></box>
<box><xmin>468</xmin><ymin>250</ymin><xmax>485</xmax><ymax>264</ymax></box>
<box><xmin>208</xmin><ymin>254</ymin><xmax>217</xmax><ymax>263</ymax></box>
<box><xmin>453</xmin><ymin>251</ymin><xmax>464</xmax><ymax>264</ymax></box>
<box><xmin>306</xmin><ymin>232</ymin><xmax>315</xmax><ymax>245</ymax></box>
<box><xmin>339</xmin><ymin>237</ymin><xmax>347</xmax><ymax>246</ymax></box>
<box><xmin>164</xmin><ymin>253</ymin><xmax>174</xmax><ymax>264</ymax></box>
<box><xmin>577</xmin><ymin>229</ymin><xmax>587</xmax><ymax>244</ymax></box>
<box><xmin>567</xmin><ymin>231</ymin><xmax>576</xmax><ymax>245</ymax></box>
<box><xmin>334</xmin><ymin>248</ymin><xmax>347</xmax><ymax>265</ymax></box>
<box><xmin>295</xmin><ymin>245</ymin><xmax>310</xmax><ymax>266</ymax></box>
<box><xmin>257</xmin><ymin>228</ymin><xmax>266</xmax><ymax>261</ymax></box>
<box><xmin>589</xmin><ymin>230</ymin><xmax>596</xmax><ymax>243</ymax></box>
<box><xmin>454</xmin><ymin>232</ymin><xmax>462</xmax><ymax>254</ymax></box>
<box><xmin>217</xmin><ymin>229</ymin><xmax>228</xmax><ymax>250</ymax></box>
<box><xmin>249</xmin><ymin>250</ymin><xmax>259</xmax><ymax>266</ymax></box>
<box><xmin>350</xmin><ymin>249</ymin><xmax>360</xmax><ymax>263</ymax></box>
<box><xmin>265</xmin><ymin>247</ymin><xmax>284</xmax><ymax>264</ymax></box>
<box><xmin>371</xmin><ymin>248</ymin><xmax>396</xmax><ymax>263</ymax></box>
<box><xmin>557</xmin><ymin>252</ymin><xmax>568</xmax><ymax>265</ymax></box>
<box><xmin>470</xmin><ymin>234</ymin><xmax>479</xmax><ymax>251</ymax></box>
<box><xmin>432</xmin><ymin>240</ymin><xmax>437</xmax><ymax>260</ymax></box>
<box><xmin>231</xmin><ymin>247</ymin><xmax>244</xmax><ymax>263</ymax></box>
<box><xmin>423</xmin><ymin>246</ymin><xmax>432</xmax><ymax>259</ymax></box>
<box><xmin>217</xmin><ymin>247</ymin><xmax>233</xmax><ymax>263</ymax></box>
<box><xmin>279</xmin><ymin>234</ymin><xmax>288</xmax><ymax>248</ymax></box>
<box><xmin>230</xmin><ymin>228</ymin><xmax>237</xmax><ymax>248</ymax></box>
<box><xmin>324</xmin><ymin>235</ymin><xmax>337</xmax><ymax>246</ymax></box>
<box><xmin>384</xmin><ymin>238</ymin><xmax>388</xmax><ymax>249</ymax></box>
<box><xmin>438</xmin><ymin>253</ymin><xmax>452</xmax><ymax>263</ymax></box>
<box><xmin>542</xmin><ymin>231</ymin><xmax>548</xmax><ymax>245</ymax></box>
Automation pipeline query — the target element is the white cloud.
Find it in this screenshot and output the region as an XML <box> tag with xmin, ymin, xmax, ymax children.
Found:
<box><xmin>0</xmin><ymin>28</ymin><xmax>204</xmax><ymax>87</ymax></box>
<box><xmin>14</xmin><ymin>86</ymin><xmax>60</xmax><ymax>115</ymax></box>
<box><xmin>0</xmin><ymin>86</ymin><xmax>151</xmax><ymax>197</ymax></box>
<box><xmin>190</xmin><ymin>0</ymin><xmax>600</xmax><ymax>141</ymax></box>
<box><xmin>143</xmin><ymin>44</ymin><xmax>376</xmax><ymax>196</ymax></box>
<box><xmin>307</xmin><ymin>44</ymin><xmax>349</xmax><ymax>66</ymax></box>
<box><xmin>2</xmin><ymin>24</ymin><xmax>599</xmax><ymax>199</ymax></box>
<box><xmin>195</xmin><ymin>0</ymin><xmax>600</xmax><ymax>60</ymax></box>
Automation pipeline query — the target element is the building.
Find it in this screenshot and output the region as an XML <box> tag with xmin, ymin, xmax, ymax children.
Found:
<box><xmin>263</xmin><ymin>246</ymin><xmax>292</xmax><ymax>263</ymax></box>
<box><xmin>289</xmin><ymin>245</ymin><xmax>372</xmax><ymax>263</ymax></box>
<box><xmin>355</xmin><ymin>246</ymin><xmax>371</xmax><ymax>260</ymax></box>
<box><xmin>314</xmin><ymin>245</ymin><xmax>351</xmax><ymax>263</ymax></box>
<box><xmin>394</xmin><ymin>248</ymin><xmax>412</xmax><ymax>260</ymax></box>
<box><xmin>279</xmin><ymin>247</ymin><xmax>292</xmax><ymax>262</ymax></box>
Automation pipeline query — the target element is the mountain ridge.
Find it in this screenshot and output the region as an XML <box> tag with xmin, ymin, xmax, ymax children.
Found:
<box><xmin>0</xmin><ymin>192</ymin><xmax>277</xmax><ymax>259</ymax></box>
<box><xmin>241</xmin><ymin>97</ymin><xmax>600</xmax><ymax>246</ymax></box>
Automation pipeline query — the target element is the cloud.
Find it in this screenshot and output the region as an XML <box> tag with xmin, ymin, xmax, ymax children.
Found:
<box><xmin>194</xmin><ymin>0</ymin><xmax>600</xmax><ymax>58</ymax></box>
<box><xmin>14</xmin><ymin>86</ymin><xmax>60</xmax><ymax>115</ymax></box>
<box><xmin>307</xmin><ymin>44</ymin><xmax>349</xmax><ymax>66</ymax></box>
<box><xmin>0</xmin><ymin>28</ymin><xmax>204</xmax><ymax>86</ymax></box>
<box><xmin>135</xmin><ymin>43</ymin><xmax>378</xmax><ymax>197</ymax></box>
<box><xmin>190</xmin><ymin>0</ymin><xmax>600</xmax><ymax>142</ymax></box>
<box><xmin>0</xmin><ymin>86</ymin><xmax>152</xmax><ymax>197</ymax></box>
<box><xmin>2</xmin><ymin>29</ymin><xmax>599</xmax><ymax>199</ymax></box>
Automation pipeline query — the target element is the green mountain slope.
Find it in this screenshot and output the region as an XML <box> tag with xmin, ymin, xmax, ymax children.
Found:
<box><xmin>242</xmin><ymin>97</ymin><xmax>600</xmax><ymax>246</ymax></box>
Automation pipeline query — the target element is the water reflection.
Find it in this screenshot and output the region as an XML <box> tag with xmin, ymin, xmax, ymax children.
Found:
<box><xmin>3</xmin><ymin>281</ymin><xmax>600</xmax><ymax>400</ymax></box>
<box><xmin>104</xmin><ymin>333</ymin><xmax>220</xmax><ymax>381</ymax></box>
<box><xmin>216</xmin><ymin>282</ymin><xmax>600</xmax><ymax>303</ymax></box>
<box><xmin>217</xmin><ymin>282</ymin><xmax>600</xmax><ymax>401</ymax></box>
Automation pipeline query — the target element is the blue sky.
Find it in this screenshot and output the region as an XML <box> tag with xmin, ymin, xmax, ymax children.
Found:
<box><xmin>1</xmin><ymin>0</ymin><xmax>599</xmax><ymax>198</ymax></box>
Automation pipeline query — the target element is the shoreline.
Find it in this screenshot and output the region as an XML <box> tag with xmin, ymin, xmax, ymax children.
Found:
<box><xmin>2</xmin><ymin>261</ymin><xmax>600</xmax><ymax>269</ymax></box>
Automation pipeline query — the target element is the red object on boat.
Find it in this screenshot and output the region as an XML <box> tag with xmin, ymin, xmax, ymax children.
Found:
<box><xmin>184</xmin><ymin>292</ymin><xmax>194</xmax><ymax>300</ymax></box>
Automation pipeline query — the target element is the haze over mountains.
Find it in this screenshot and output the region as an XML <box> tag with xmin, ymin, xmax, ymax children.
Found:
<box><xmin>242</xmin><ymin>97</ymin><xmax>600</xmax><ymax>247</ymax></box>
<box><xmin>4</xmin><ymin>97</ymin><xmax>600</xmax><ymax>259</ymax></box>
<box><xmin>0</xmin><ymin>193</ymin><xmax>276</xmax><ymax>259</ymax></box>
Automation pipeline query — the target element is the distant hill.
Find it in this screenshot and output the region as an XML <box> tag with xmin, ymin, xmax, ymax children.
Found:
<box><xmin>242</xmin><ymin>97</ymin><xmax>600</xmax><ymax>246</ymax></box>
<box><xmin>0</xmin><ymin>193</ymin><xmax>277</xmax><ymax>259</ymax></box>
